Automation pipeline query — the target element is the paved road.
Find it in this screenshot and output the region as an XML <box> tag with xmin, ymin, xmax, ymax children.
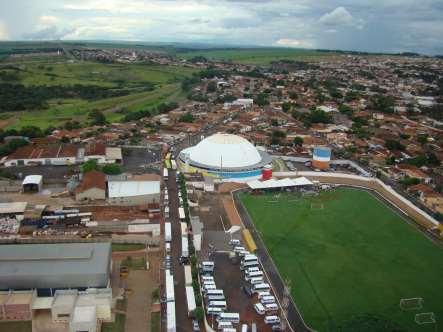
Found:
<box><xmin>167</xmin><ymin>168</ymin><xmax>193</xmax><ymax>332</ymax></box>
<box><xmin>232</xmin><ymin>190</ymin><xmax>314</xmax><ymax>332</ymax></box>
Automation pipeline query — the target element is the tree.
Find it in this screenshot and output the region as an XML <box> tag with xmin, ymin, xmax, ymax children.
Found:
<box><xmin>293</xmin><ymin>136</ymin><xmax>303</xmax><ymax>147</ymax></box>
<box><xmin>179</xmin><ymin>112</ymin><xmax>194</xmax><ymax>123</ymax></box>
<box><xmin>60</xmin><ymin>136</ymin><xmax>70</xmax><ymax>143</ymax></box>
<box><xmin>20</xmin><ymin>125</ymin><xmax>43</xmax><ymax>138</ymax></box>
<box><xmin>282</xmin><ymin>102</ymin><xmax>292</xmax><ymax>113</ymax></box>
<box><xmin>369</xmin><ymin>94</ymin><xmax>395</xmax><ymax>114</ymax></box>
<box><xmin>81</xmin><ymin>159</ymin><xmax>98</xmax><ymax>173</ymax></box>
<box><xmin>417</xmin><ymin>134</ymin><xmax>428</xmax><ymax>145</ymax></box>
<box><xmin>400</xmin><ymin>176</ymin><xmax>420</xmax><ymax>187</ymax></box>
<box><xmin>88</xmin><ymin>109</ymin><xmax>107</xmax><ymax>126</ymax></box>
<box><xmin>206</xmin><ymin>81</ymin><xmax>217</xmax><ymax>93</ymax></box>
<box><xmin>339</xmin><ymin>104</ymin><xmax>354</xmax><ymax>116</ymax></box>
<box><xmin>385</xmin><ymin>139</ymin><xmax>405</xmax><ymax>151</ymax></box>
<box><xmin>193</xmin><ymin>306</ymin><xmax>204</xmax><ymax>321</ymax></box>
<box><xmin>102</xmin><ymin>163</ymin><xmax>122</xmax><ymax>175</ymax></box>
<box><xmin>256</xmin><ymin>93</ymin><xmax>269</xmax><ymax>106</ymax></box>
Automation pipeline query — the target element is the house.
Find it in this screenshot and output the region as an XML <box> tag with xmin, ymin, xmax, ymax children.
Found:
<box><xmin>107</xmin><ymin>180</ymin><xmax>160</xmax><ymax>206</ymax></box>
<box><xmin>397</xmin><ymin>164</ymin><xmax>432</xmax><ymax>184</ymax></box>
<box><xmin>4</xmin><ymin>144</ymin><xmax>78</xmax><ymax>167</ymax></box>
<box><xmin>75</xmin><ymin>171</ymin><xmax>107</xmax><ymax>202</ymax></box>
<box><xmin>408</xmin><ymin>184</ymin><xmax>443</xmax><ymax>214</ymax></box>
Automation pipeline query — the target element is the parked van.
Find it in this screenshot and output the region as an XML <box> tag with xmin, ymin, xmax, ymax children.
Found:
<box><xmin>254</xmin><ymin>303</ymin><xmax>266</xmax><ymax>315</ymax></box>
<box><xmin>245</xmin><ymin>271</ymin><xmax>263</xmax><ymax>281</ymax></box>
<box><xmin>264</xmin><ymin>303</ymin><xmax>279</xmax><ymax>313</ymax></box>
<box><xmin>217</xmin><ymin>313</ymin><xmax>240</xmax><ymax>324</ymax></box>
<box><xmin>264</xmin><ymin>316</ymin><xmax>280</xmax><ymax>325</ymax></box>
<box><xmin>260</xmin><ymin>295</ymin><xmax>276</xmax><ymax>304</ymax></box>
<box><xmin>207</xmin><ymin>307</ymin><xmax>223</xmax><ymax>316</ymax></box>
<box><xmin>218</xmin><ymin>322</ymin><xmax>233</xmax><ymax>330</ymax></box>
<box><xmin>252</xmin><ymin>283</ymin><xmax>270</xmax><ymax>293</ymax></box>
<box><xmin>249</xmin><ymin>277</ymin><xmax>264</xmax><ymax>285</ymax></box>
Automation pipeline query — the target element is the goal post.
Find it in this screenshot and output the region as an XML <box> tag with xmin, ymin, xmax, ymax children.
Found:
<box><xmin>415</xmin><ymin>312</ymin><xmax>436</xmax><ymax>325</ymax></box>
<box><xmin>399</xmin><ymin>298</ymin><xmax>423</xmax><ymax>311</ymax></box>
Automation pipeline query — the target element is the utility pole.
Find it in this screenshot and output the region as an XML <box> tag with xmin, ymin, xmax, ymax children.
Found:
<box><xmin>281</xmin><ymin>278</ymin><xmax>291</xmax><ymax>332</ymax></box>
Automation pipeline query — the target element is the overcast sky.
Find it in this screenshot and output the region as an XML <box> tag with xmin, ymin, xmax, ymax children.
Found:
<box><xmin>0</xmin><ymin>0</ymin><xmax>442</xmax><ymax>54</ymax></box>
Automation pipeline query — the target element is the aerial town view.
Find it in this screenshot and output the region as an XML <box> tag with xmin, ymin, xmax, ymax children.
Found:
<box><xmin>0</xmin><ymin>1</ymin><xmax>442</xmax><ymax>332</ymax></box>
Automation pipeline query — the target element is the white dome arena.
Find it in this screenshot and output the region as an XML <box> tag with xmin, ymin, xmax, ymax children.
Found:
<box><xmin>179</xmin><ymin>133</ymin><xmax>271</xmax><ymax>178</ymax></box>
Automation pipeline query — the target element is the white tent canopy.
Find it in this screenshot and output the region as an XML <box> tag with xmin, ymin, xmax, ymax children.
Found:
<box><xmin>247</xmin><ymin>177</ymin><xmax>313</xmax><ymax>190</ymax></box>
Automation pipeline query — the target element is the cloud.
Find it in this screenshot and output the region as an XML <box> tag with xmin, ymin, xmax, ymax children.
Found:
<box><xmin>23</xmin><ymin>26</ymin><xmax>75</xmax><ymax>40</ymax></box>
<box><xmin>275</xmin><ymin>38</ymin><xmax>314</xmax><ymax>48</ymax></box>
<box><xmin>0</xmin><ymin>0</ymin><xmax>441</xmax><ymax>54</ymax></box>
<box><xmin>0</xmin><ymin>20</ymin><xmax>8</xmax><ymax>40</ymax></box>
<box><xmin>319</xmin><ymin>7</ymin><xmax>365</xmax><ymax>29</ymax></box>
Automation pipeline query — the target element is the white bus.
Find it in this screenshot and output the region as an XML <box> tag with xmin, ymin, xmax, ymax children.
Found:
<box><xmin>240</xmin><ymin>261</ymin><xmax>259</xmax><ymax>270</ymax></box>
<box><xmin>163</xmin><ymin>168</ymin><xmax>169</xmax><ymax>179</ymax></box>
<box><xmin>264</xmin><ymin>316</ymin><xmax>280</xmax><ymax>325</ymax></box>
<box><xmin>203</xmin><ymin>284</ymin><xmax>216</xmax><ymax>292</ymax></box>
<box><xmin>249</xmin><ymin>277</ymin><xmax>264</xmax><ymax>285</ymax></box>
<box><xmin>244</xmin><ymin>267</ymin><xmax>260</xmax><ymax>275</ymax></box>
<box><xmin>217</xmin><ymin>313</ymin><xmax>240</xmax><ymax>324</ymax></box>
<box><xmin>252</xmin><ymin>283</ymin><xmax>270</xmax><ymax>293</ymax></box>
<box><xmin>201</xmin><ymin>275</ymin><xmax>214</xmax><ymax>282</ymax></box>
<box><xmin>264</xmin><ymin>303</ymin><xmax>278</xmax><ymax>313</ymax></box>
<box><xmin>207</xmin><ymin>294</ymin><xmax>225</xmax><ymax>301</ymax></box>
<box><xmin>200</xmin><ymin>261</ymin><xmax>215</xmax><ymax>273</ymax></box>
<box><xmin>242</xmin><ymin>254</ymin><xmax>258</xmax><ymax>263</ymax></box>
<box><xmin>206</xmin><ymin>289</ymin><xmax>224</xmax><ymax>297</ymax></box>
<box><xmin>260</xmin><ymin>295</ymin><xmax>276</xmax><ymax>304</ymax></box>
<box><xmin>241</xmin><ymin>324</ymin><xmax>248</xmax><ymax>332</ymax></box>
<box><xmin>209</xmin><ymin>301</ymin><xmax>227</xmax><ymax>310</ymax></box>
<box><xmin>207</xmin><ymin>307</ymin><xmax>223</xmax><ymax>316</ymax></box>
<box><xmin>217</xmin><ymin>321</ymin><xmax>233</xmax><ymax>330</ymax></box>
<box><xmin>245</xmin><ymin>271</ymin><xmax>263</xmax><ymax>281</ymax></box>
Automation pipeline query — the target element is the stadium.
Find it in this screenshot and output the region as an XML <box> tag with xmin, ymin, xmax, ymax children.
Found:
<box><xmin>178</xmin><ymin>133</ymin><xmax>272</xmax><ymax>180</ymax></box>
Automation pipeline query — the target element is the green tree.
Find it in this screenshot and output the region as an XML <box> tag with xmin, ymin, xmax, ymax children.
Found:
<box><xmin>256</xmin><ymin>93</ymin><xmax>269</xmax><ymax>106</ymax></box>
<box><xmin>88</xmin><ymin>109</ymin><xmax>107</xmax><ymax>126</ymax></box>
<box><xmin>293</xmin><ymin>136</ymin><xmax>304</xmax><ymax>146</ymax></box>
<box><xmin>385</xmin><ymin>139</ymin><xmax>405</xmax><ymax>151</ymax></box>
<box><xmin>179</xmin><ymin>112</ymin><xmax>194</xmax><ymax>123</ymax></box>
<box><xmin>206</xmin><ymin>81</ymin><xmax>217</xmax><ymax>93</ymax></box>
<box><xmin>282</xmin><ymin>102</ymin><xmax>292</xmax><ymax>113</ymax></box>
<box><xmin>81</xmin><ymin>159</ymin><xmax>99</xmax><ymax>173</ymax></box>
<box><xmin>193</xmin><ymin>307</ymin><xmax>204</xmax><ymax>321</ymax></box>
<box><xmin>102</xmin><ymin>163</ymin><xmax>122</xmax><ymax>175</ymax></box>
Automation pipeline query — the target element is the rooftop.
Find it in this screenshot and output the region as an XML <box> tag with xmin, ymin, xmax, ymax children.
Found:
<box><xmin>108</xmin><ymin>180</ymin><xmax>160</xmax><ymax>198</ymax></box>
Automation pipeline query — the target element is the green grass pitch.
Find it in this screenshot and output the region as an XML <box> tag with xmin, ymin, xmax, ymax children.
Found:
<box><xmin>240</xmin><ymin>187</ymin><xmax>443</xmax><ymax>332</ymax></box>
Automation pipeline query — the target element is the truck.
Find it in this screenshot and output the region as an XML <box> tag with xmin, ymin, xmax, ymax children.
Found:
<box><xmin>185</xmin><ymin>286</ymin><xmax>196</xmax><ymax>317</ymax></box>
<box><xmin>181</xmin><ymin>236</ymin><xmax>189</xmax><ymax>260</ymax></box>
<box><xmin>184</xmin><ymin>265</ymin><xmax>193</xmax><ymax>286</ymax></box>
<box><xmin>165</xmin><ymin>222</ymin><xmax>172</xmax><ymax>242</ymax></box>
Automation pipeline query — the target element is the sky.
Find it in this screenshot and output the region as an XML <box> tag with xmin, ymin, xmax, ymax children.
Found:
<box><xmin>0</xmin><ymin>0</ymin><xmax>442</xmax><ymax>54</ymax></box>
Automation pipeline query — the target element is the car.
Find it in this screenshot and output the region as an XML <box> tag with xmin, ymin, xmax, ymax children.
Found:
<box><xmin>229</xmin><ymin>239</ymin><xmax>241</xmax><ymax>246</ymax></box>
<box><xmin>271</xmin><ymin>324</ymin><xmax>282</xmax><ymax>331</ymax></box>
<box><xmin>192</xmin><ymin>320</ymin><xmax>200</xmax><ymax>331</ymax></box>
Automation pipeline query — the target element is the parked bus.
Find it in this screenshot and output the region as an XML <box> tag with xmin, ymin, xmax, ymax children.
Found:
<box><xmin>260</xmin><ymin>296</ymin><xmax>276</xmax><ymax>304</ymax></box>
<box><xmin>249</xmin><ymin>277</ymin><xmax>264</xmax><ymax>285</ymax></box>
<box><xmin>217</xmin><ymin>313</ymin><xmax>240</xmax><ymax>324</ymax></box>
<box><xmin>207</xmin><ymin>294</ymin><xmax>226</xmax><ymax>301</ymax></box>
<box><xmin>252</xmin><ymin>283</ymin><xmax>270</xmax><ymax>293</ymax></box>
<box><xmin>218</xmin><ymin>322</ymin><xmax>233</xmax><ymax>330</ymax></box>
<box><xmin>245</xmin><ymin>271</ymin><xmax>263</xmax><ymax>281</ymax></box>
<box><xmin>209</xmin><ymin>301</ymin><xmax>227</xmax><ymax>310</ymax></box>
<box><xmin>201</xmin><ymin>275</ymin><xmax>215</xmax><ymax>282</ymax></box>
<box><xmin>240</xmin><ymin>260</ymin><xmax>259</xmax><ymax>270</ymax></box>
<box><xmin>200</xmin><ymin>261</ymin><xmax>215</xmax><ymax>273</ymax></box>
<box><xmin>206</xmin><ymin>289</ymin><xmax>224</xmax><ymax>296</ymax></box>
<box><xmin>264</xmin><ymin>303</ymin><xmax>279</xmax><ymax>313</ymax></box>
<box><xmin>207</xmin><ymin>307</ymin><xmax>223</xmax><ymax>316</ymax></box>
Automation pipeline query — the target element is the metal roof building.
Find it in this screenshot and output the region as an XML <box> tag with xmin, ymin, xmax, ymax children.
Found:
<box><xmin>0</xmin><ymin>243</ymin><xmax>111</xmax><ymax>291</ymax></box>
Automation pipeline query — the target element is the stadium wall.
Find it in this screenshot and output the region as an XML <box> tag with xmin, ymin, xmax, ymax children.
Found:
<box><xmin>274</xmin><ymin>171</ymin><xmax>439</xmax><ymax>231</ymax></box>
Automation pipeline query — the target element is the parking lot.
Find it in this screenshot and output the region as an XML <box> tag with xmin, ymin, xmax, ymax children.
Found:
<box><xmin>192</xmin><ymin>191</ymin><xmax>280</xmax><ymax>331</ymax></box>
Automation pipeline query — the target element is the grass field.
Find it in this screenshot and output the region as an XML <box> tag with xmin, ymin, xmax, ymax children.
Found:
<box><xmin>240</xmin><ymin>188</ymin><xmax>443</xmax><ymax>332</ymax></box>
<box><xmin>0</xmin><ymin>60</ymin><xmax>195</xmax><ymax>129</ymax></box>
<box><xmin>176</xmin><ymin>48</ymin><xmax>335</xmax><ymax>65</ymax></box>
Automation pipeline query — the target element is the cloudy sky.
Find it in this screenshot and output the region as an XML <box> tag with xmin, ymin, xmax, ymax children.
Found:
<box><xmin>0</xmin><ymin>0</ymin><xmax>442</xmax><ymax>54</ymax></box>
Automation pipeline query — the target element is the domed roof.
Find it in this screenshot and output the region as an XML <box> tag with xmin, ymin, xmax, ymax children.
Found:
<box><xmin>182</xmin><ymin>133</ymin><xmax>262</xmax><ymax>169</ymax></box>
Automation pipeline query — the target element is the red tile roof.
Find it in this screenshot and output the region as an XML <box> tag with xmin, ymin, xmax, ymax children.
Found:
<box><xmin>76</xmin><ymin>170</ymin><xmax>106</xmax><ymax>193</ymax></box>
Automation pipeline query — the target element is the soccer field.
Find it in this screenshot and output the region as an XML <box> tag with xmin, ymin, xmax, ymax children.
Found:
<box><xmin>240</xmin><ymin>188</ymin><xmax>443</xmax><ymax>332</ymax></box>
